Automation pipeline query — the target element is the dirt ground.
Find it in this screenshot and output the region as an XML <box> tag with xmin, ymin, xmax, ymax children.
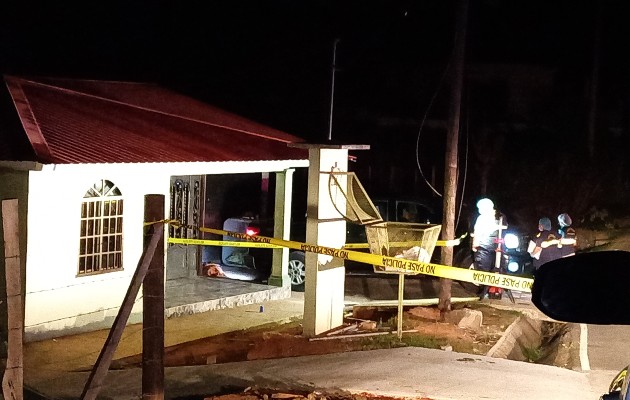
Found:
<box><xmin>201</xmin><ymin>386</ymin><xmax>434</xmax><ymax>400</ymax></box>
<box><xmin>111</xmin><ymin>302</ymin><xmax>520</xmax><ymax>369</ymax></box>
<box><xmin>108</xmin><ymin>302</ymin><xmax>524</xmax><ymax>399</ymax></box>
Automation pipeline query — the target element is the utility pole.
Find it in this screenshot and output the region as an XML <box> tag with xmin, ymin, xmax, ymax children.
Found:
<box><xmin>587</xmin><ymin>2</ymin><xmax>601</xmax><ymax>160</ymax></box>
<box><xmin>439</xmin><ymin>0</ymin><xmax>469</xmax><ymax>314</ymax></box>
<box><xmin>328</xmin><ymin>38</ymin><xmax>340</xmax><ymax>141</ymax></box>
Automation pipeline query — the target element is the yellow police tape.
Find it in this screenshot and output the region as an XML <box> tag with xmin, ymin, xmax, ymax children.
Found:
<box><xmin>167</xmin><ymin>225</ymin><xmax>533</xmax><ymax>293</ymax></box>
<box><xmin>168</xmin><ymin>235</ymin><xmax>467</xmax><ymax>250</ymax></box>
<box><xmin>168</xmin><ymin>238</ymin><xmax>284</xmax><ymax>249</ymax></box>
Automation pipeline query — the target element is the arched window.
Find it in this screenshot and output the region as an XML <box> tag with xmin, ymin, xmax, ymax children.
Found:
<box><xmin>78</xmin><ymin>179</ymin><xmax>123</xmax><ymax>275</ymax></box>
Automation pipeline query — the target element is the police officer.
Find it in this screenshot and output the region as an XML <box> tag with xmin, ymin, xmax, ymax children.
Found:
<box><xmin>528</xmin><ymin>217</ymin><xmax>558</xmax><ymax>270</ymax></box>
<box><xmin>471</xmin><ymin>198</ymin><xmax>505</xmax><ymax>299</ymax></box>
<box><xmin>557</xmin><ymin>213</ymin><xmax>577</xmax><ymax>257</ymax></box>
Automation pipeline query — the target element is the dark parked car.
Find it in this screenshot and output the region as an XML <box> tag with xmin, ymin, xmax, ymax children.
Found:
<box><xmin>202</xmin><ymin>215</ymin><xmax>306</xmax><ymax>288</ymax></box>
<box><xmin>212</xmin><ymin>197</ymin><xmax>441</xmax><ymax>290</ymax></box>
<box><xmin>202</xmin><ymin>216</ymin><xmax>305</xmax><ymax>286</ymax></box>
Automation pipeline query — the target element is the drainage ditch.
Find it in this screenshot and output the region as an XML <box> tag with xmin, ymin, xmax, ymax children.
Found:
<box><xmin>487</xmin><ymin>314</ymin><xmax>577</xmax><ymax>369</ymax></box>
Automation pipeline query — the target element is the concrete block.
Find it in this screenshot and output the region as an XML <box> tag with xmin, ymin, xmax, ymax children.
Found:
<box><xmin>487</xmin><ymin>315</ymin><xmax>542</xmax><ymax>361</ymax></box>
<box><xmin>457</xmin><ymin>310</ymin><xmax>483</xmax><ymax>331</ymax></box>
<box><xmin>444</xmin><ymin>309</ymin><xmax>483</xmax><ymax>331</ymax></box>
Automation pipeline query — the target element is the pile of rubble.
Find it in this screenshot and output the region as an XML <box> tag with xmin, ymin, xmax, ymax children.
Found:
<box><xmin>203</xmin><ymin>386</ymin><xmax>433</xmax><ymax>400</ymax></box>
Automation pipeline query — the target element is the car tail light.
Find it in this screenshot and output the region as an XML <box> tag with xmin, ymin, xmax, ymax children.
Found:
<box><xmin>246</xmin><ymin>226</ymin><xmax>260</xmax><ymax>236</ymax></box>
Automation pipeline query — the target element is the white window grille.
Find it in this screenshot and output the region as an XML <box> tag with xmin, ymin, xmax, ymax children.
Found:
<box><xmin>78</xmin><ymin>179</ymin><xmax>123</xmax><ymax>275</ymax></box>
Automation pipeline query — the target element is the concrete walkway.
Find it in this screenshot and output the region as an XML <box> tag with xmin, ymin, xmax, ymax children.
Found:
<box><xmin>23</xmin><ymin>290</ymin><xmax>615</xmax><ymax>400</ymax></box>
<box><xmin>24</xmin><ymin>291</ymin><xmax>305</xmax><ymax>388</ymax></box>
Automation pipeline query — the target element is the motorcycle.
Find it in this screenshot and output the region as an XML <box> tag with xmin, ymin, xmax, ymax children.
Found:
<box><xmin>454</xmin><ymin>228</ymin><xmax>533</xmax><ymax>298</ymax></box>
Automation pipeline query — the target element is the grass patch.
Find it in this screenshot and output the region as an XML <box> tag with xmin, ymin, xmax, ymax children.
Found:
<box><xmin>359</xmin><ymin>332</ymin><xmax>478</xmax><ymax>354</ymax></box>
<box><xmin>522</xmin><ymin>346</ymin><xmax>544</xmax><ymax>363</ymax></box>
<box><xmin>401</xmin><ymin>334</ymin><xmax>447</xmax><ymax>349</ymax></box>
<box><xmin>360</xmin><ymin>333</ymin><xmax>448</xmax><ymax>351</ymax></box>
<box><xmin>360</xmin><ymin>335</ymin><xmax>406</xmax><ymax>350</ymax></box>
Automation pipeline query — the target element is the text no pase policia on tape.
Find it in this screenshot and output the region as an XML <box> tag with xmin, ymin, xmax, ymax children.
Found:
<box><xmin>164</xmin><ymin>223</ymin><xmax>533</xmax><ymax>292</ymax></box>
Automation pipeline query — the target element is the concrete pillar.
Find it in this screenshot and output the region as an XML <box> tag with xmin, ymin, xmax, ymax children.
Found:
<box><xmin>268</xmin><ymin>168</ymin><xmax>294</xmax><ymax>288</ymax></box>
<box><xmin>290</xmin><ymin>143</ymin><xmax>369</xmax><ymax>337</ymax></box>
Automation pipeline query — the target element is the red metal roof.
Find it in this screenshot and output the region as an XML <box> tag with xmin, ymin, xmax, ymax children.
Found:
<box><xmin>2</xmin><ymin>76</ymin><xmax>308</xmax><ymax>164</ymax></box>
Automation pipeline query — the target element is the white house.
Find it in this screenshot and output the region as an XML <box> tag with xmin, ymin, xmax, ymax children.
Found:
<box><xmin>0</xmin><ymin>76</ymin><xmax>308</xmax><ymax>341</ymax></box>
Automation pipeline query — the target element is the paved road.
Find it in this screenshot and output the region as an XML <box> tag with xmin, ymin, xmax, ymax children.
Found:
<box><xmin>586</xmin><ymin>324</ymin><xmax>630</xmax><ymax>372</ymax></box>
<box><xmin>580</xmin><ymin>323</ymin><xmax>630</xmax><ymax>397</ymax></box>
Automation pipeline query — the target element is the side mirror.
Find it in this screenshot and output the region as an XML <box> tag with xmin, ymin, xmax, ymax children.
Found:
<box><xmin>531</xmin><ymin>251</ymin><xmax>630</xmax><ymax>325</ymax></box>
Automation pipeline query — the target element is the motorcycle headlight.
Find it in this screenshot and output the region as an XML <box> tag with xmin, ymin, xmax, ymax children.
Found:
<box><xmin>507</xmin><ymin>261</ymin><xmax>520</xmax><ymax>273</ymax></box>
<box><xmin>504</xmin><ymin>233</ymin><xmax>519</xmax><ymax>250</ymax></box>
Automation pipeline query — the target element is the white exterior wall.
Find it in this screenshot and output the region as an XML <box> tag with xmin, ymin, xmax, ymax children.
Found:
<box><xmin>303</xmin><ymin>148</ymin><xmax>348</xmax><ymax>336</ymax></box>
<box><xmin>24</xmin><ymin>160</ymin><xmax>307</xmax><ymax>341</ymax></box>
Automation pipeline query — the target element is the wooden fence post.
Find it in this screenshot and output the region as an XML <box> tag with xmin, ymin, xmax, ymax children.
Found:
<box><xmin>142</xmin><ymin>195</ymin><xmax>165</xmax><ymax>400</ymax></box>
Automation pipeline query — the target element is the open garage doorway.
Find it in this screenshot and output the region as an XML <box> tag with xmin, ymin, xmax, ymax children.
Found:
<box><xmin>164</xmin><ymin>171</ymin><xmax>306</xmax><ymax>317</ymax></box>
<box><xmin>200</xmin><ymin>173</ymin><xmax>273</xmax><ymax>282</ymax></box>
<box><xmin>199</xmin><ymin>171</ymin><xmax>307</xmax><ymax>287</ymax></box>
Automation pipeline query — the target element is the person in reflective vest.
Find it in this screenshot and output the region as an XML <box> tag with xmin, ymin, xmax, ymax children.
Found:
<box><xmin>471</xmin><ymin>198</ymin><xmax>506</xmax><ymax>299</ymax></box>
<box><xmin>528</xmin><ymin>217</ymin><xmax>551</xmax><ymax>270</ymax></box>
<box><xmin>537</xmin><ymin>213</ymin><xmax>577</xmax><ymax>262</ymax></box>
<box><xmin>557</xmin><ymin>213</ymin><xmax>577</xmax><ymax>257</ymax></box>
<box><xmin>528</xmin><ymin>217</ymin><xmax>560</xmax><ymax>270</ymax></box>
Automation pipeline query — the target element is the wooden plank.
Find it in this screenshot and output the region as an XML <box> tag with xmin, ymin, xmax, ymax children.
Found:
<box><xmin>2</xmin><ymin>199</ymin><xmax>23</xmax><ymax>400</ymax></box>
<box><xmin>81</xmin><ymin>208</ymin><xmax>165</xmax><ymax>400</ymax></box>
<box><xmin>348</xmin><ymin>297</ymin><xmax>480</xmax><ymax>308</ymax></box>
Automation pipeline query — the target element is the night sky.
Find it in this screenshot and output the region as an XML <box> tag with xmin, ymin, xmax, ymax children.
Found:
<box><xmin>2</xmin><ymin>1</ymin><xmax>630</xmax><ymax>227</ymax></box>
<box><xmin>3</xmin><ymin>1</ymin><xmax>626</xmax><ymax>134</ymax></box>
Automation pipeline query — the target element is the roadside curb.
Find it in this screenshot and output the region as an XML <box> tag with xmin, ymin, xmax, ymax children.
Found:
<box><xmin>486</xmin><ymin>302</ymin><xmax>579</xmax><ymax>369</ymax></box>
<box><xmin>487</xmin><ymin>314</ymin><xmax>542</xmax><ymax>360</ymax></box>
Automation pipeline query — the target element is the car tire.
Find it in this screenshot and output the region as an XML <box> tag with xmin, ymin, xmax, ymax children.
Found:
<box><xmin>288</xmin><ymin>251</ymin><xmax>306</xmax><ymax>291</ymax></box>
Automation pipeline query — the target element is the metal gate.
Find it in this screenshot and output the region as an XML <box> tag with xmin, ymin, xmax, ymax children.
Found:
<box><xmin>167</xmin><ymin>175</ymin><xmax>202</xmax><ymax>280</ymax></box>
